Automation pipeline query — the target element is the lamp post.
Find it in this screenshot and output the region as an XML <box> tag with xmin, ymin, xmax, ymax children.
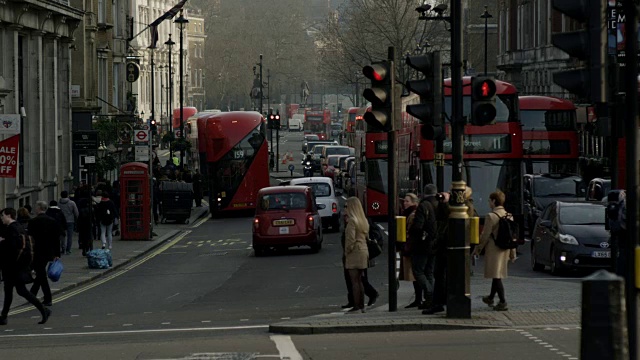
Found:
<box><xmin>165</xmin><ymin>34</ymin><xmax>175</xmax><ymax>158</ymax></box>
<box><xmin>480</xmin><ymin>5</ymin><xmax>492</xmax><ymax>76</ymax></box>
<box><xmin>158</xmin><ymin>65</ymin><xmax>164</xmax><ymax>137</ymax></box>
<box><xmin>175</xmin><ymin>10</ymin><xmax>188</xmax><ymax>170</ymax></box>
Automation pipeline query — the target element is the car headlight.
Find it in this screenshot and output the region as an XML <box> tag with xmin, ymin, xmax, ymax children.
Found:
<box><xmin>558</xmin><ymin>233</ymin><xmax>579</xmax><ymax>245</ymax></box>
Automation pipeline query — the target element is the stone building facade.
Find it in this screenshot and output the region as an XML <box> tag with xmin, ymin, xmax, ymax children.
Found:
<box><xmin>186</xmin><ymin>8</ymin><xmax>206</xmax><ymax>110</ymax></box>
<box><xmin>0</xmin><ymin>1</ymin><xmax>82</xmax><ymax>208</ymax></box>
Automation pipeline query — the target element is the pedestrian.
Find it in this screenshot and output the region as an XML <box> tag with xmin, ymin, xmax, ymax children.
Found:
<box><xmin>408</xmin><ymin>184</ymin><xmax>438</xmax><ymax>311</ymax></box>
<box><xmin>76</xmin><ymin>189</ymin><xmax>94</xmax><ymax>256</ymax></box>
<box><xmin>96</xmin><ymin>191</ymin><xmax>118</xmax><ymax>250</ymax></box>
<box><xmin>46</xmin><ymin>200</ymin><xmax>67</xmax><ymax>254</ymax></box>
<box><xmin>472</xmin><ymin>189</ymin><xmax>516</xmax><ymax>311</ymax></box>
<box><xmin>28</xmin><ymin>201</ymin><xmax>61</xmax><ymax>306</ymax></box>
<box><xmin>0</xmin><ymin>208</ymin><xmax>51</xmax><ymax>325</ymax></box>
<box><xmin>17</xmin><ymin>207</ymin><xmax>31</xmax><ymax>231</ymax></box>
<box><xmin>92</xmin><ymin>189</ymin><xmax>102</xmax><ymax>241</ymax></box>
<box><xmin>192</xmin><ymin>169</ymin><xmax>203</xmax><ymax>207</ymax></box>
<box><xmin>343</xmin><ymin>197</ymin><xmax>370</xmax><ymax>313</ymax></box>
<box><xmin>340</xmin><ymin>222</ymin><xmax>379</xmax><ymax>310</ymax></box>
<box><xmin>400</xmin><ymin>193</ymin><xmax>423</xmax><ymax>308</ymax></box>
<box><xmin>58</xmin><ymin>191</ymin><xmax>79</xmax><ymax>255</ymax></box>
<box><xmin>153</xmin><ymin>179</ymin><xmax>161</xmax><ymax>225</ymax></box>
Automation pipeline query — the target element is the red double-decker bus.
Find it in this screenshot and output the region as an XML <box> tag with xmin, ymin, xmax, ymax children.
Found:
<box><xmin>354</xmin><ymin>95</ymin><xmax>421</xmax><ymax>218</ymax></box>
<box><xmin>343</xmin><ymin>107</ymin><xmax>359</xmax><ymax>147</ymax></box>
<box><xmin>205</xmin><ymin>111</ymin><xmax>269</xmax><ymax>215</ymax></box>
<box><xmin>519</xmin><ymin>96</ymin><xmax>579</xmax><ymax>174</ymax></box>
<box><xmin>420</xmin><ymin>77</ymin><xmax>523</xmax><ymax>223</ymax></box>
<box><xmin>304</xmin><ymin>109</ymin><xmax>331</xmax><ymax>139</ymax></box>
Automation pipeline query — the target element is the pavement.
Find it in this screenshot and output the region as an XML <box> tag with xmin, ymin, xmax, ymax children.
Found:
<box><xmin>1</xmin><ymin>204</ymin><xmax>210</xmax><ymax>314</ymax></box>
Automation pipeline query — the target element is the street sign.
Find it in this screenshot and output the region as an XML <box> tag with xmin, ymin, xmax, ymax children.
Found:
<box><xmin>135</xmin><ymin>146</ymin><xmax>149</xmax><ymax>161</ymax></box>
<box><xmin>0</xmin><ymin>115</ymin><xmax>21</xmax><ymax>135</ymax></box>
<box><xmin>134</xmin><ymin>130</ymin><xmax>149</xmax><ymax>143</ymax></box>
<box><xmin>72</xmin><ymin>131</ymin><xmax>99</xmax><ymax>151</ymax></box>
<box><xmin>85</xmin><ymin>155</ymin><xmax>96</xmax><ymax>164</ymax></box>
<box><xmin>126</xmin><ymin>62</ymin><xmax>140</xmax><ymax>83</ymax></box>
<box><xmin>142</xmin><ymin>124</ymin><xmax>150</xmax><ymax>130</ymax></box>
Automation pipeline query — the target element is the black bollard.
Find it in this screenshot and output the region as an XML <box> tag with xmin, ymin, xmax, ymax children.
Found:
<box><xmin>581</xmin><ymin>269</ymin><xmax>628</xmax><ymax>360</ymax></box>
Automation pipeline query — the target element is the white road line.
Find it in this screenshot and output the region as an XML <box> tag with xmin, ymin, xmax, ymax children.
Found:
<box><xmin>0</xmin><ymin>325</ymin><xmax>270</xmax><ymax>338</ymax></box>
<box><xmin>270</xmin><ymin>335</ymin><xmax>303</xmax><ymax>360</ymax></box>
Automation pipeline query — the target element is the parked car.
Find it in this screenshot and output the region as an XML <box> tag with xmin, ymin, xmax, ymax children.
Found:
<box><xmin>530</xmin><ymin>201</ymin><xmax>609</xmax><ymax>275</ymax></box>
<box><xmin>289</xmin><ymin>176</ymin><xmax>342</xmax><ymax>232</ymax></box>
<box><xmin>523</xmin><ymin>173</ymin><xmax>586</xmax><ymax>232</ymax></box>
<box><xmin>252</xmin><ymin>186</ymin><xmax>323</xmax><ymax>256</ymax></box>
<box><xmin>585</xmin><ymin>178</ymin><xmax>611</xmax><ymax>202</ymax></box>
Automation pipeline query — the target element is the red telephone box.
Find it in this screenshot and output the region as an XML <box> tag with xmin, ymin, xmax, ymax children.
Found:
<box><xmin>120</xmin><ymin>162</ymin><xmax>151</xmax><ymax>240</ymax></box>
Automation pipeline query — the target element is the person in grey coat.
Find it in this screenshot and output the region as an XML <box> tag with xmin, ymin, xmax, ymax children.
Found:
<box><xmin>58</xmin><ymin>191</ymin><xmax>79</xmax><ymax>255</ymax></box>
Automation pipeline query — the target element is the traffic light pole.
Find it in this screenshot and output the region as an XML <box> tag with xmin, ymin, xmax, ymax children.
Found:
<box><xmin>276</xmin><ymin>125</ymin><xmax>280</xmax><ymax>173</ymax></box>
<box><xmin>386</xmin><ymin>46</ymin><xmax>398</xmax><ymax>312</ymax></box>
<box><xmin>623</xmin><ymin>1</ymin><xmax>638</xmax><ymax>358</ymax></box>
<box><xmin>447</xmin><ymin>0</ymin><xmax>471</xmax><ymax>319</ymax></box>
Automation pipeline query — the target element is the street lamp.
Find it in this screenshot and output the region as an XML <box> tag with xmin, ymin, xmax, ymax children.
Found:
<box><xmin>158</xmin><ymin>65</ymin><xmax>165</xmax><ymax>139</ymax></box>
<box><xmin>165</xmin><ymin>34</ymin><xmax>175</xmax><ymax>158</ymax></box>
<box><xmin>175</xmin><ymin>10</ymin><xmax>188</xmax><ymax>170</ymax></box>
<box><xmin>480</xmin><ymin>5</ymin><xmax>493</xmax><ymax>76</ymax></box>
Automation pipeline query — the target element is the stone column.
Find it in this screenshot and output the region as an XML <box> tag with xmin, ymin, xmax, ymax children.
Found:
<box><xmin>44</xmin><ymin>34</ymin><xmax>59</xmax><ymax>185</ymax></box>
<box><xmin>60</xmin><ymin>37</ymin><xmax>73</xmax><ymax>192</ymax></box>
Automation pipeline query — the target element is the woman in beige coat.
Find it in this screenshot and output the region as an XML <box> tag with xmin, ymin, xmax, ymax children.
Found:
<box><xmin>472</xmin><ymin>190</ymin><xmax>516</xmax><ymax>311</ymax></box>
<box><xmin>344</xmin><ymin>197</ymin><xmax>370</xmax><ymax>313</ymax></box>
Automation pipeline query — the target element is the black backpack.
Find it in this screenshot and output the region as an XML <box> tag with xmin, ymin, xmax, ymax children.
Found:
<box><xmin>17</xmin><ymin>232</ymin><xmax>34</xmax><ymax>268</ymax></box>
<box><xmin>492</xmin><ymin>211</ymin><xmax>519</xmax><ymax>250</ymax></box>
<box><xmin>99</xmin><ymin>202</ymin><xmax>114</xmax><ymax>225</ymax></box>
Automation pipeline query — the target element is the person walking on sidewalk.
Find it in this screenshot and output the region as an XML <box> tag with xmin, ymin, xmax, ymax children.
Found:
<box><xmin>343</xmin><ymin>197</ymin><xmax>370</xmax><ymax>313</ymax></box>
<box><xmin>96</xmin><ymin>192</ymin><xmax>118</xmax><ymax>250</ymax></box>
<box><xmin>471</xmin><ymin>189</ymin><xmax>516</xmax><ymax>311</ymax></box>
<box><xmin>58</xmin><ymin>191</ymin><xmax>79</xmax><ymax>255</ymax></box>
<box><xmin>76</xmin><ymin>190</ymin><xmax>94</xmax><ymax>256</ymax></box>
<box><xmin>29</xmin><ymin>201</ymin><xmax>61</xmax><ymax>306</ymax></box>
<box><xmin>400</xmin><ymin>193</ymin><xmax>422</xmax><ymax>308</ymax></box>
<box><xmin>409</xmin><ymin>184</ymin><xmax>438</xmax><ymax>310</ymax></box>
<box><xmin>0</xmin><ymin>208</ymin><xmax>51</xmax><ymax>325</ymax></box>
<box><xmin>46</xmin><ymin>201</ymin><xmax>67</xmax><ymax>254</ymax></box>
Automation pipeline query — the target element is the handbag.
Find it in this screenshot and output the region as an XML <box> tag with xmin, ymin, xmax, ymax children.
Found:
<box><xmin>367</xmin><ymin>237</ymin><xmax>383</xmax><ymax>259</ymax></box>
<box><xmin>47</xmin><ymin>259</ymin><xmax>64</xmax><ymax>282</ymax></box>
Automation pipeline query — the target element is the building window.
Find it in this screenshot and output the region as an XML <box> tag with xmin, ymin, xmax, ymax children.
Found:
<box><xmin>98</xmin><ymin>0</ymin><xmax>106</xmax><ymax>24</ymax></box>
<box><xmin>98</xmin><ymin>56</ymin><xmax>108</xmax><ymax>113</ymax></box>
<box><xmin>113</xmin><ymin>0</ymin><xmax>120</xmax><ymax>36</ymax></box>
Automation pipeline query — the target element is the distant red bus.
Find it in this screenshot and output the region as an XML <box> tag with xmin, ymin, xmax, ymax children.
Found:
<box><xmin>172</xmin><ymin>107</ymin><xmax>198</xmax><ymax>137</ymax></box>
<box><xmin>205</xmin><ymin>111</ymin><xmax>269</xmax><ymax>214</ymax></box>
<box><xmin>519</xmin><ymin>96</ymin><xmax>579</xmax><ymax>174</ymax></box>
<box><xmin>343</xmin><ymin>107</ymin><xmax>359</xmax><ymax>148</ymax></box>
<box><xmin>354</xmin><ymin>95</ymin><xmax>421</xmax><ymax>218</ymax></box>
<box><xmin>420</xmin><ymin>77</ymin><xmax>523</xmax><ymax>222</ymax></box>
<box><xmin>304</xmin><ymin>109</ymin><xmax>330</xmax><ymax>139</ymax></box>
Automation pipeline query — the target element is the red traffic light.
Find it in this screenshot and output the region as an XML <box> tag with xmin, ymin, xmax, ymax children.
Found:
<box><xmin>275</xmin><ymin>114</ymin><xmax>280</xmax><ymax>120</ymax></box>
<box><xmin>473</xmin><ymin>79</ymin><xmax>496</xmax><ymax>99</ymax></box>
<box><xmin>151</xmin><ymin>119</ymin><xmax>156</xmax><ymax>125</ymax></box>
<box><xmin>363</xmin><ymin>63</ymin><xmax>388</xmax><ymax>82</ymax></box>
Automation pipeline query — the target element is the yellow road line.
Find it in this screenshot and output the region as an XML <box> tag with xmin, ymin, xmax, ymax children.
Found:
<box><xmin>10</xmin><ymin>230</ymin><xmax>192</xmax><ymax>315</ymax></box>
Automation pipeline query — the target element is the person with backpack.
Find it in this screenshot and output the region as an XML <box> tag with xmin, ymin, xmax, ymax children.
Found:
<box><xmin>96</xmin><ymin>192</ymin><xmax>118</xmax><ymax>250</ymax></box>
<box><xmin>28</xmin><ymin>201</ymin><xmax>61</xmax><ymax>306</ymax></box>
<box><xmin>0</xmin><ymin>208</ymin><xmax>51</xmax><ymax>325</ymax></box>
<box><xmin>471</xmin><ymin>189</ymin><xmax>517</xmax><ymax>311</ymax></box>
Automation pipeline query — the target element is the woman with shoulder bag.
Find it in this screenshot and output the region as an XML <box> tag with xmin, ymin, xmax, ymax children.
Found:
<box><xmin>343</xmin><ymin>197</ymin><xmax>371</xmax><ymax>313</ymax></box>
<box><xmin>400</xmin><ymin>193</ymin><xmax>422</xmax><ymax>308</ymax></box>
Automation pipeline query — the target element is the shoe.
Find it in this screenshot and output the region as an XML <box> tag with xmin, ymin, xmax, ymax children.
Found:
<box><xmin>38</xmin><ymin>308</ymin><xmax>51</xmax><ymax>324</ymax></box>
<box><xmin>346</xmin><ymin>307</ymin><xmax>362</xmax><ymax>313</ymax></box>
<box><xmin>42</xmin><ymin>301</ymin><xmax>52</xmax><ymax>307</ymax></box>
<box><xmin>493</xmin><ymin>302</ymin><xmax>508</xmax><ymax>311</ymax></box>
<box><xmin>482</xmin><ymin>296</ymin><xmax>495</xmax><ymax>307</ymax></box>
<box><xmin>367</xmin><ymin>293</ymin><xmax>379</xmax><ymax>306</ymax></box>
<box><xmin>422</xmin><ymin>305</ymin><xmax>445</xmax><ymax>315</ymax></box>
<box><xmin>65</xmin><ymin>251</ymin><xmax>71</xmax><ymax>255</ymax></box>
<box><xmin>0</xmin><ymin>315</ymin><xmax>6</xmax><ymax>325</ymax></box>
<box><xmin>341</xmin><ymin>303</ymin><xmax>355</xmax><ymax>309</ymax></box>
<box><xmin>404</xmin><ymin>301</ymin><xmax>422</xmax><ymax>309</ymax></box>
<box><xmin>418</xmin><ymin>300</ymin><xmax>432</xmax><ymax>310</ymax></box>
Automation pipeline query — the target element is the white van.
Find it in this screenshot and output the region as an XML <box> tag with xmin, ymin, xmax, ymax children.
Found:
<box><xmin>288</xmin><ymin>115</ymin><xmax>304</xmax><ymax>131</ymax></box>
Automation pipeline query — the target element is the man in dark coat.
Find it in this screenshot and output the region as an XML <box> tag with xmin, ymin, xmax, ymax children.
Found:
<box><xmin>29</xmin><ymin>201</ymin><xmax>61</xmax><ymax>306</ymax></box>
<box><xmin>192</xmin><ymin>169</ymin><xmax>203</xmax><ymax>207</ymax></box>
<box><xmin>46</xmin><ymin>200</ymin><xmax>67</xmax><ymax>254</ymax></box>
<box><xmin>0</xmin><ymin>208</ymin><xmax>50</xmax><ymax>325</ymax></box>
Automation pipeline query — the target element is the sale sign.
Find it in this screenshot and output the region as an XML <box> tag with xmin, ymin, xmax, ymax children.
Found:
<box><xmin>0</xmin><ymin>135</ymin><xmax>19</xmax><ymax>178</ymax></box>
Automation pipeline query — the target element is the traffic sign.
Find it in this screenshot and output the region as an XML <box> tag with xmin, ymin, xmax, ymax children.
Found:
<box><xmin>135</xmin><ymin>146</ymin><xmax>149</xmax><ymax>161</ymax></box>
<box><xmin>85</xmin><ymin>156</ymin><xmax>96</xmax><ymax>164</ymax></box>
<box><xmin>134</xmin><ymin>130</ymin><xmax>149</xmax><ymax>143</ymax></box>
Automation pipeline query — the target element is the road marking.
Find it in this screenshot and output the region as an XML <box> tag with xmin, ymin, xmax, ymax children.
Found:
<box><xmin>0</xmin><ymin>325</ymin><xmax>269</xmax><ymax>338</ymax></box>
<box><xmin>514</xmin><ymin>328</ymin><xmax>578</xmax><ymax>359</ymax></box>
<box><xmin>270</xmin><ymin>335</ymin><xmax>303</xmax><ymax>360</ymax></box>
<box><xmin>191</xmin><ymin>216</ymin><xmax>208</xmax><ymax>228</ymax></box>
<box><xmin>9</xmin><ymin>230</ymin><xmax>192</xmax><ymax>316</ymax></box>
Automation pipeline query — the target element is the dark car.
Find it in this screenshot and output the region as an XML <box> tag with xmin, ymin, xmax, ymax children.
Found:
<box><xmin>252</xmin><ymin>186</ymin><xmax>323</xmax><ymax>256</ymax></box>
<box><xmin>523</xmin><ymin>173</ymin><xmax>586</xmax><ymax>231</ymax></box>
<box><xmin>585</xmin><ymin>177</ymin><xmax>611</xmax><ymax>202</ymax></box>
<box><xmin>530</xmin><ymin>201</ymin><xmax>609</xmax><ymax>275</ymax></box>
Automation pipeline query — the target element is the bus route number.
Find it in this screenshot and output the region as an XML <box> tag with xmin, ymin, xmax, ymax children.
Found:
<box><xmin>234</xmin><ymin>150</ymin><xmax>244</xmax><ymax>159</ymax></box>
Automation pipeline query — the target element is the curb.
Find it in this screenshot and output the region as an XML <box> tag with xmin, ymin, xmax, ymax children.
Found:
<box><xmin>50</xmin><ymin>207</ymin><xmax>210</xmax><ymax>296</ymax></box>
<box><xmin>268</xmin><ymin>321</ymin><xmax>501</xmax><ymax>335</ymax></box>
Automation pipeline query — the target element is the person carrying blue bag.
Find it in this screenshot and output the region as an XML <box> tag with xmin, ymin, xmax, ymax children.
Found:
<box><xmin>28</xmin><ymin>201</ymin><xmax>62</xmax><ymax>307</ymax></box>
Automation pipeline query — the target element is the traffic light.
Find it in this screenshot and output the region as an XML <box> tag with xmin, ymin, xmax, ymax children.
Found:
<box><xmin>470</xmin><ymin>77</ymin><xmax>497</xmax><ymax>126</ymax></box>
<box><xmin>150</xmin><ymin>119</ymin><xmax>157</xmax><ymax>135</ymax></box>
<box><xmin>551</xmin><ymin>0</ymin><xmax>606</xmax><ymax>103</ymax></box>
<box><xmin>268</xmin><ymin>112</ymin><xmax>275</xmax><ymax>129</ymax></box>
<box><xmin>405</xmin><ymin>51</ymin><xmax>443</xmax><ymax>139</ymax></box>
<box><xmin>273</xmin><ymin>111</ymin><xmax>281</xmax><ymax>130</ymax></box>
<box><xmin>362</xmin><ymin>61</ymin><xmax>392</xmax><ymax>132</ymax></box>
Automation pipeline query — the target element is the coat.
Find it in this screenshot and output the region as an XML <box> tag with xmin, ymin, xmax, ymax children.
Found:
<box><xmin>58</xmin><ymin>197</ymin><xmax>79</xmax><ymax>223</ymax></box>
<box><xmin>477</xmin><ymin>206</ymin><xmax>516</xmax><ymax>279</ymax></box>
<box><xmin>29</xmin><ymin>213</ymin><xmax>62</xmax><ymax>262</ymax></box>
<box><xmin>344</xmin><ymin>220</ymin><xmax>369</xmax><ymax>270</ymax></box>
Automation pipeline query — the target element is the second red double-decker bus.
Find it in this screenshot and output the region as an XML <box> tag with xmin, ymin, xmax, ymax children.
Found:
<box><xmin>420</xmin><ymin>77</ymin><xmax>523</xmax><ymax>224</ymax></box>
<box><xmin>304</xmin><ymin>109</ymin><xmax>330</xmax><ymax>139</ymax></box>
<box><xmin>519</xmin><ymin>96</ymin><xmax>579</xmax><ymax>174</ymax></box>
<box><xmin>205</xmin><ymin>111</ymin><xmax>269</xmax><ymax>215</ymax></box>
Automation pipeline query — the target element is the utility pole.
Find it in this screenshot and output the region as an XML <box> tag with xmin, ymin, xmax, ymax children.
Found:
<box><xmin>447</xmin><ymin>0</ymin><xmax>471</xmax><ymax>319</ymax></box>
